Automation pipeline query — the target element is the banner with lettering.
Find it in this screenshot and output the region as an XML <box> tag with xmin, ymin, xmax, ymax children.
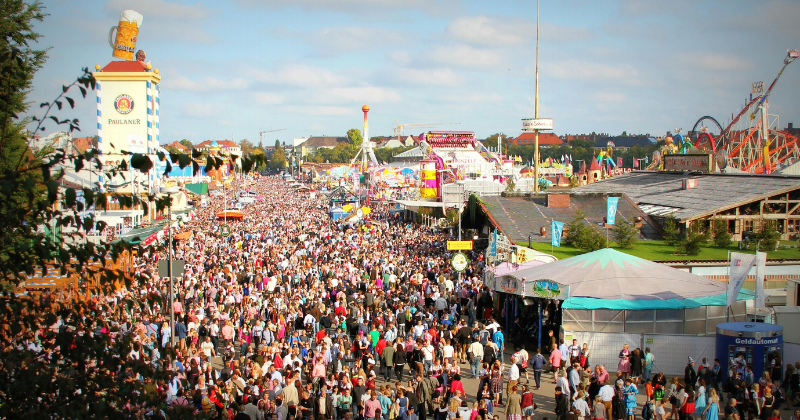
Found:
<box><xmin>551</xmin><ymin>220</ymin><xmax>564</xmax><ymax>247</ymax></box>
<box><xmin>727</xmin><ymin>252</ymin><xmax>757</xmax><ymax>306</ymax></box>
<box><xmin>606</xmin><ymin>197</ymin><xmax>619</xmax><ymax>225</ymax></box>
<box><xmin>754</xmin><ymin>251</ymin><xmax>767</xmax><ymax>308</ymax></box>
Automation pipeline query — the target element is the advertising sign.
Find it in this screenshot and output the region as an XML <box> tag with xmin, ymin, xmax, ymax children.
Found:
<box><xmin>526</xmin><ymin>280</ymin><xmax>568</xmax><ymax>299</ymax></box>
<box><xmin>522</xmin><ymin>118</ymin><xmax>554</xmax><ymax>131</ymax></box>
<box><xmin>664</xmin><ymin>154</ymin><xmax>715</xmax><ymax>173</ymax></box>
<box><xmin>451</xmin><ymin>252</ymin><xmax>469</xmax><ymax>272</ymax></box>
<box><xmin>447</xmin><ymin>240</ymin><xmax>473</xmax><ymax>251</ymax></box>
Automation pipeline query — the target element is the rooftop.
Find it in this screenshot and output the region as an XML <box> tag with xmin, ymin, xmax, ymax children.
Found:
<box><xmin>509</xmin><ymin>132</ymin><xmax>564</xmax><ymax>146</ymax></box>
<box><xmin>573</xmin><ymin>171</ymin><xmax>800</xmax><ymax>221</ymax></box>
<box><xmin>481</xmin><ymin>194</ymin><xmax>660</xmax><ymax>244</ymax></box>
<box><xmin>100</xmin><ymin>61</ymin><xmax>148</xmax><ymax>73</ymax></box>
<box><xmin>304</xmin><ymin>136</ymin><xmax>347</xmax><ymax>148</ymax></box>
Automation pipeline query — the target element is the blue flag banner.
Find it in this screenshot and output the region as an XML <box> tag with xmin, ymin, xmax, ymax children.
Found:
<box><xmin>552</xmin><ymin>220</ymin><xmax>564</xmax><ymax>247</ymax></box>
<box><xmin>607</xmin><ymin>197</ymin><xmax>619</xmax><ymax>225</ymax></box>
<box><xmin>490</xmin><ymin>229</ymin><xmax>497</xmax><ymax>257</ymax></box>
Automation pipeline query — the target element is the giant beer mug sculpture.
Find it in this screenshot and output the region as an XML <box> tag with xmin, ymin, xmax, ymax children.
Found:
<box><xmin>108</xmin><ymin>10</ymin><xmax>143</xmax><ymax>61</ymax></box>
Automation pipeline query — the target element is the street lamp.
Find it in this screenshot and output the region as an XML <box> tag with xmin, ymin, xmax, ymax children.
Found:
<box><xmin>160</xmin><ymin>185</ymin><xmax>180</xmax><ymax>346</ymax></box>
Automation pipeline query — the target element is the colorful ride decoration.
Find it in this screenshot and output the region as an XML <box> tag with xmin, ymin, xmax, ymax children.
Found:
<box><xmin>419</xmin><ymin>159</ymin><xmax>440</xmax><ymax>199</ymax></box>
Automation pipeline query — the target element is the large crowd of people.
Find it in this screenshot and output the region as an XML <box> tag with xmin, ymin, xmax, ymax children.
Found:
<box><xmin>4</xmin><ymin>174</ymin><xmax>800</xmax><ymax>420</ymax></box>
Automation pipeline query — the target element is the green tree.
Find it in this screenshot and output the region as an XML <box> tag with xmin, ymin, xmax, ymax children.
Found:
<box><xmin>347</xmin><ymin>128</ymin><xmax>362</xmax><ymax>146</ymax></box>
<box><xmin>178</xmin><ymin>139</ymin><xmax>193</xmax><ymax>150</ymax></box>
<box><xmin>663</xmin><ymin>215</ymin><xmax>680</xmax><ymax>245</ymax></box>
<box><xmin>612</xmin><ymin>220</ymin><xmax>639</xmax><ymax>248</ymax></box>
<box><xmin>565</xmin><ymin>210</ymin><xmax>607</xmax><ymax>251</ymax></box>
<box><xmin>675</xmin><ymin>223</ymin><xmax>710</xmax><ymax>255</ymax></box>
<box><xmin>269</xmin><ymin>139</ymin><xmax>287</xmax><ymax>169</ymax></box>
<box><xmin>754</xmin><ymin>218</ymin><xmax>780</xmax><ymax>251</ymax></box>
<box><xmin>239</xmin><ymin>138</ymin><xmax>255</xmax><ymax>156</ymax></box>
<box><xmin>712</xmin><ymin>217</ymin><xmax>732</xmax><ymax>248</ymax></box>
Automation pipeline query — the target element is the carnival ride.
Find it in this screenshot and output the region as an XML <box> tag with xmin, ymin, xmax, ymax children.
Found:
<box><xmin>679</xmin><ymin>49</ymin><xmax>799</xmax><ymax>173</ymax></box>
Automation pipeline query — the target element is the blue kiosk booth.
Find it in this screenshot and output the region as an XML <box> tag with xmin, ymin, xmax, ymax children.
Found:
<box><xmin>715</xmin><ymin>322</ymin><xmax>783</xmax><ymax>384</ymax></box>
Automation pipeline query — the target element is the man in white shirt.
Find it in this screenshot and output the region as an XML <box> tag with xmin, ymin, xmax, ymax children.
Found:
<box><xmin>567</xmin><ymin>339</ymin><xmax>581</xmax><ymax>364</ymax></box>
<box><xmin>572</xmin><ymin>392</ymin><xmax>591</xmax><ymax>419</ymax></box>
<box><xmin>507</xmin><ymin>355</ymin><xmax>521</xmax><ymax>399</ymax></box>
<box><xmin>422</xmin><ymin>341</ymin><xmax>435</xmax><ymax>372</ymax></box>
<box><xmin>201</xmin><ymin>336</ymin><xmax>216</xmax><ymax>358</ymax></box>
<box><xmin>468</xmin><ymin>338</ymin><xmax>484</xmax><ymax>378</ymax></box>
<box><xmin>598</xmin><ymin>383</ymin><xmax>615</xmax><ymax>420</ymax></box>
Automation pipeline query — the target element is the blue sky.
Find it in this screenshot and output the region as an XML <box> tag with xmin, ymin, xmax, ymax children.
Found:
<box><xmin>28</xmin><ymin>0</ymin><xmax>800</xmax><ymax>145</ymax></box>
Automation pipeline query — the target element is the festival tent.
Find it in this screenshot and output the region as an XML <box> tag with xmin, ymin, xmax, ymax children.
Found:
<box><xmin>503</xmin><ymin>248</ymin><xmax>752</xmax><ymax>310</ymax></box>
<box><xmin>174</xmin><ymin>231</ymin><xmax>192</xmax><ymax>240</ymax></box>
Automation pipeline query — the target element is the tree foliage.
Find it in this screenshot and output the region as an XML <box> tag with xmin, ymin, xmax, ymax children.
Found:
<box><xmin>711</xmin><ymin>217</ymin><xmax>732</xmax><ymax>248</ymax></box>
<box><xmin>612</xmin><ymin>220</ymin><xmax>639</xmax><ymax>248</ymax></box>
<box><xmin>269</xmin><ymin>139</ymin><xmax>287</xmax><ymax>169</ymax></box>
<box><xmin>0</xmin><ymin>5</ymin><xmax>269</xmax><ymax>417</ymax></box>
<box><xmin>662</xmin><ymin>215</ymin><xmax>680</xmax><ymax>246</ymax></box>
<box><xmin>675</xmin><ymin>223</ymin><xmax>710</xmax><ymax>255</ymax></box>
<box><xmin>565</xmin><ymin>210</ymin><xmax>607</xmax><ymax>252</ymax></box>
<box><xmin>754</xmin><ymin>218</ymin><xmax>780</xmax><ymax>251</ymax></box>
<box><xmin>239</xmin><ymin>138</ymin><xmax>255</xmax><ymax>156</ymax></box>
<box><xmin>346</xmin><ymin>128</ymin><xmax>362</xmax><ymax>146</ymax></box>
<box><xmin>178</xmin><ymin>139</ymin><xmax>193</xmax><ymax>150</ymax></box>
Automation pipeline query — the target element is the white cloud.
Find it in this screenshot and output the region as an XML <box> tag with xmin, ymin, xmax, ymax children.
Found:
<box><xmin>282</xmin><ymin>105</ymin><xmax>354</xmax><ymax>116</ymax></box>
<box><xmin>429</xmin><ymin>44</ymin><xmax>502</xmax><ymax>69</ymax></box>
<box><xmin>244</xmin><ymin>65</ymin><xmax>347</xmax><ymax>88</ymax></box>
<box><xmin>684</xmin><ymin>53</ymin><xmax>753</xmax><ymax>72</ymax></box>
<box><xmin>311</xmin><ymin>86</ymin><xmax>401</xmax><ymax>104</ymax></box>
<box><xmin>310</xmin><ymin>27</ymin><xmax>406</xmax><ymax>55</ymax></box>
<box><xmin>167</xmin><ymin>75</ymin><xmax>249</xmax><ymax>92</ymax></box>
<box><xmin>447</xmin><ymin>16</ymin><xmax>529</xmax><ymax>46</ymax></box>
<box><xmin>590</xmin><ymin>91</ymin><xmax>627</xmax><ymax>104</ymax></box>
<box><xmin>393</xmin><ymin>68</ymin><xmax>464</xmax><ymax>86</ymax></box>
<box><xmin>390</xmin><ymin>51</ymin><xmax>411</xmax><ymax>65</ymax></box>
<box><xmin>447</xmin><ymin>16</ymin><xmax>591</xmax><ymax>47</ymax></box>
<box><xmin>253</xmin><ymin>92</ymin><xmax>285</xmax><ymax>105</ymax></box>
<box><xmin>183</xmin><ymin>102</ymin><xmax>221</xmax><ymax>118</ymax></box>
<box><xmin>545</xmin><ymin>60</ymin><xmax>645</xmax><ymax>86</ymax></box>
<box><xmin>105</xmin><ymin>0</ymin><xmax>209</xmax><ymax>19</ymax></box>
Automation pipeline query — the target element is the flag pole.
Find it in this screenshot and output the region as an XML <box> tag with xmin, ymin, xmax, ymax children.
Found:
<box><xmin>726</xmin><ymin>250</ymin><xmax>731</xmax><ymax>322</ymax></box>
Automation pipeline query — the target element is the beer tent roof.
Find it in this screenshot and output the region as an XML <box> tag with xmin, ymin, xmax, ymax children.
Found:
<box><xmin>503</xmin><ymin>248</ymin><xmax>752</xmax><ymax>310</ymax></box>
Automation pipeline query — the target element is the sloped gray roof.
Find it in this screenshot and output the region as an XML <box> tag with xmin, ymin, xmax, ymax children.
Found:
<box><xmin>481</xmin><ymin>194</ymin><xmax>659</xmax><ymax>243</ymax></box>
<box><xmin>394</xmin><ymin>146</ymin><xmax>424</xmax><ymax>161</ymax></box>
<box><xmin>573</xmin><ymin>171</ymin><xmax>800</xmax><ymax>221</ymax></box>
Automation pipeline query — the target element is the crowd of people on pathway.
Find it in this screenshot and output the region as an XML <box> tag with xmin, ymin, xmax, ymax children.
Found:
<box><xmin>6</xmin><ymin>174</ymin><xmax>800</xmax><ymax>420</ymax></box>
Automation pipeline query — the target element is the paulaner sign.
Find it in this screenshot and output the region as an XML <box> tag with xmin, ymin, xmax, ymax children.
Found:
<box><xmin>664</xmin><ymin>154</ymin><xmax>715</xmax><ymax>173</ymax></box>
<box><xmin>734</xmin><ymin>337</ymin><xmax>779</xmax><ymax>345</ymax></box>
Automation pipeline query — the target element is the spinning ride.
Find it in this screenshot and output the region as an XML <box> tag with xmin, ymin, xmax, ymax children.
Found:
<box><xmin>688</xmin><ymin>49</ymin><xmax>799</xmax><ymax>173</ymax></box>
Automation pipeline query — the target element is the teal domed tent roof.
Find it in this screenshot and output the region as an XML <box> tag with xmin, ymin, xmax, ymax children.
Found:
<box><xmin>503</xmin><ymin>248</ymin><xmax>752</xmax><ymax>310</ymax></box>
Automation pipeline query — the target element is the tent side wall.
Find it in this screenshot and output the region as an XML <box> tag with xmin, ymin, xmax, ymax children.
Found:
<box><xmin>563</xmin><ymin>301</ymin><xmax>747</xmax><ymax>335</ymax></box>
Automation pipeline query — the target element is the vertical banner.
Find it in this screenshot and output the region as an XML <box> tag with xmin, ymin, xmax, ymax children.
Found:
<box><xmin>727</xmin><ymin>252</ymin><xmax>757</xmax><ymax>305</ymax></box>
<box><xmin>633</xmin><ymin>159</ymin><xmax>639</xmax><ymax>168</ymax></box>
<box><xmin>754</xmin><ymin>251</ymin><xmax>767</xmax><ymax>309</ymax></box>
<box><xmin>606</xmin><ymin>197</ymin><xmax>619</xmax><ymax>225</ymax></box>
<box><xmin>617</xmin><ymin>157</ymin><xmax>623</xmax><ymax>167</ymax></box>
<box><xmin>490</xmin><ymin>229</ymin><xmax>497</xmax><ymax>257</ymax></box>
<box><xmin>552</xmin><ymin>220</ymin><xmax>564</xmax><ymax>247</ymax></box>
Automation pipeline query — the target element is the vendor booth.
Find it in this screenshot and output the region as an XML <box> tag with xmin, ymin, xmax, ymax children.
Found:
<box><xmin>715</xmin><ymin>322</ymin><xmax>783</xmax><ymax>384</ymax></box>
<box><xmin>494</xmin><ymin>248</ymin><xmax>753</xmax><ymax>375</ymax></box>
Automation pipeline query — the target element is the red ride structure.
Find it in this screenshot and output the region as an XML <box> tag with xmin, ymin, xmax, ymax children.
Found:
<box><xmin>690</xmin><ymin>49</ymin><xmax>799</xmax><ymax>173</ymax></box>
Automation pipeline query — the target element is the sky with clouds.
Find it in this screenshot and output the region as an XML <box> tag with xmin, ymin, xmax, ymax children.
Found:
<box><xmin>27</xmin><ymin>0</ymin><xmax>800</xmax><ymax>144</ymax></box>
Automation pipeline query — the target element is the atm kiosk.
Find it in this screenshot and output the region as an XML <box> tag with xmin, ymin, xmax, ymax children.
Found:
<box><xmin>715</xmin><ymin>322</ymin><xmax>783</xmax><ymax>385</ymax></box>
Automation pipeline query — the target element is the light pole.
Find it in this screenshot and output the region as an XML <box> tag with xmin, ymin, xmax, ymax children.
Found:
<box><xmin>533</xmin><ymin>0</ymin><xmax>541</xmax><ymax>193</ymax></box>
<box><xmin>160</xmin><ymin>185</ymin><xmax>180</xmax><ymax>346</ymax></box>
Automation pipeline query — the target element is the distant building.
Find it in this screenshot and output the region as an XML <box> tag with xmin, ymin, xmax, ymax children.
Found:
<box><xmin>574</xmin><ymin>171</ymin><xmax>800</xmax><ymax>242</ymax></box>
<box><xmin>195</xmin><ymin>140</ymin><xmax>241</xmax><ymax>156</ymax></box>
<box><xmin>508</xmin><ymin>132</ymin><xmax>565</xmax><ymax>147</ymax></box>
<box><xmin>164</xmin><ymin>141</ymin><xmax>189</xmax><ymax>153</ymax></box>
<box><xmin>300</xmin><ymin>136</ymin><xmax>347</xmax><ymax>157</ymax></box>
<box><xmin>592</xmin><ymin>135</ymin><xmax>656</xmax><ymax>150</ymax></box>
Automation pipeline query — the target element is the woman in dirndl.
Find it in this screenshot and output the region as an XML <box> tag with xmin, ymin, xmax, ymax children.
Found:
<box><xmin>505</xmin><ymin>384</ymin><xmax>523</xmax><ymax>420</ymax></box>
<box><xmin>618</xmin><ymin>344</ymin><xmax>631</xmax><ymax>382</ymax></box>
